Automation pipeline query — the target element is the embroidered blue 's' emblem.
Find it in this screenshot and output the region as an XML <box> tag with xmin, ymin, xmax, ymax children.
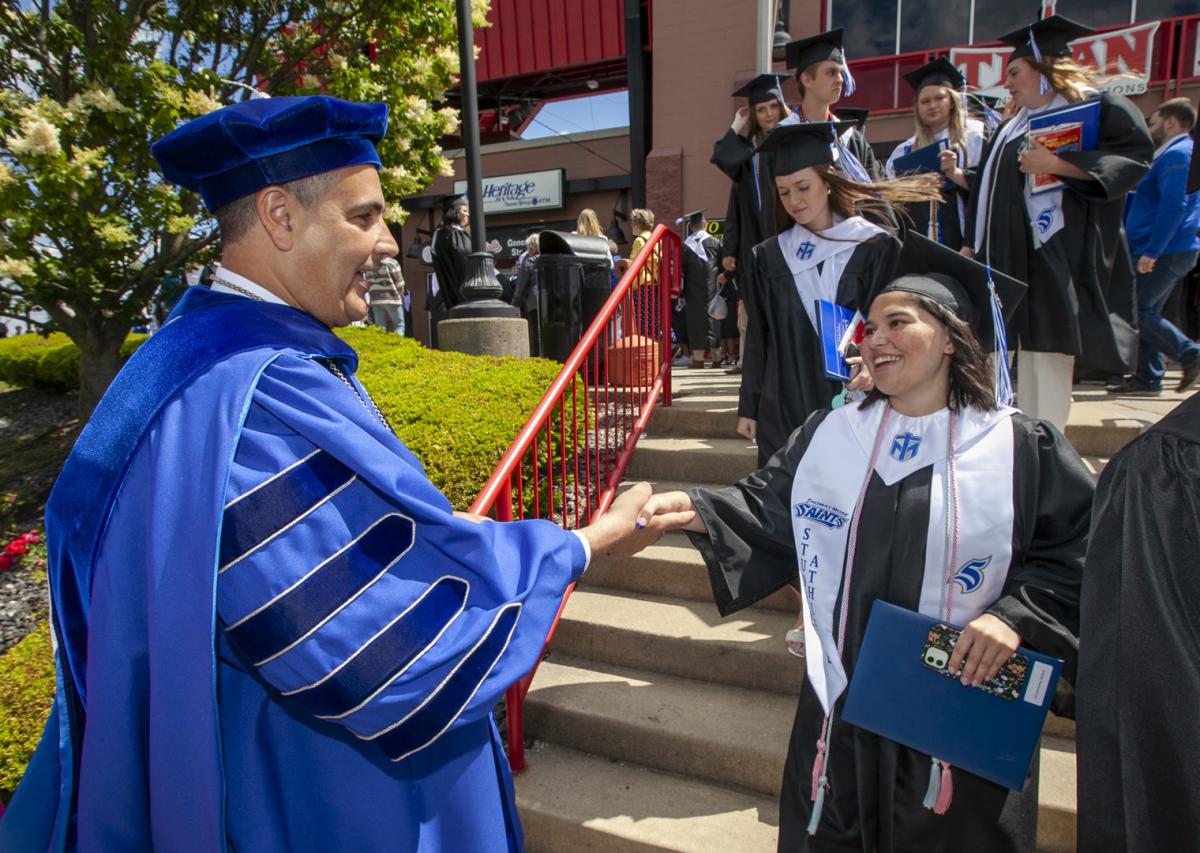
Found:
<box><xmin>1036</xmin><ymin>208</ymin><xmax>1055</xmax><ymax>234</ymax></box>
<box><xmin>793</xmin><ymin>499</ymin><xmax>848</xmax><ymax>530</ymax></box>
<box><xmin>890</xmin><ymin>432</ymin><xmax>921</xmax><ymax>462</ymax></box>
<box><xmin>952</xmin><ymin>556</ymin><xmax>992</xmax><ymax>593</ymax></box>
<box><xmin>797</xmin><ymin>240</ymin><xmax>815</xmax><ymax>260</ymax></box>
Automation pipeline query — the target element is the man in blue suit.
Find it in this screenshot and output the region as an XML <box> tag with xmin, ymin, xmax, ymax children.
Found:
<box><xmin>1114</xmin><ymin>97</ymin><xmax>1200</xmax><ymax>395</ymax></box>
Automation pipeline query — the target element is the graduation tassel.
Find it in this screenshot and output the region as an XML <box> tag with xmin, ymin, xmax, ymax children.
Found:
<box><xmin>808</xmin><ymin>723</ymin><xmax>832</xmax><ymax>834</ymax></box>
<box><xmin>840</xmin><ymin>57</ymin><xmax>857</xmax><ymax>98</ymax></box>
<box><xmin>987</xmin><ymin>267</ymin><xmax>1014</xmax><ymax>406</ymax></box>
<box><xmin>922</xmin><ymin>756</ymin><xmax>941</xmax><ymax>810</ymax></box>
<box><xmin>1028</xmin><ymin>26</ymin><xmax>1051</xmax><ymax>96</ymax></box>
<box><xmin>934</xmin><ymin>761</ymin><xmax>954</xmax><ymax>814</ymax></box>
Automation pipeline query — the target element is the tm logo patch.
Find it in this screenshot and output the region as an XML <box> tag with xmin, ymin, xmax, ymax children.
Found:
<box><xmin>890</xmin><ymin>432</ymin><xmax>922</xmax><ymax>462</ymax></box>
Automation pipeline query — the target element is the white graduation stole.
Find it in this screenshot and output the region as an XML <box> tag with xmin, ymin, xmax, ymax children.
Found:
<box><xmin>778</xmin><ymin>217</ymin><xmax>884</xmax><ymax>332</ymax></box>
<box><xmin>788</xmin><ymin>402</ymin><xmax>1017</xmax><ymax>715</ymax></box>
<box><xmin>684</xmin><ymin>230</ymin><xmax>709</xmax><ymax>262</ymax></box>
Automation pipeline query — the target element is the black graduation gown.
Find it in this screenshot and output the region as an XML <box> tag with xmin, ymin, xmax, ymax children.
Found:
<box><xmin>686</xmin><ymin>408</ymin><xmax>1094</xmax><ymax>853</ymax></box>
<box><xmin>430</xmin><ymin>225</ymin><xmax>470</xmax><ymax>312</ymax></box>
<box><xmin>738</xmin><ymin>234</ymin><xmax>900</xmax><ymax>466</ymax></box>
<box><xmin>682</xmin><ymin>233</ymin><xmax>722</xmax><ymax>351</ymax></box>
<box><xmin>965</xmin><ymin>94</ymin><xmax>1152</xmax><ymax>374</ymax></box>
<box><xmin>900</xmin><ymin>184</ymin><xmax>970</xmax><ymax>251</ymax></box>
<box><xmin>713</xmin><ymin>130</ymin><xmax>778</xmax><ymax>317</ymax></box>
<box><xmin>1076</xmin><ymin>392</ymin><xmax>1200</xmax><ymax>853</ymax></box>
<box><xmin>842</xmin><ymin>124</ymin><xmax>882</xmax><ymax>181</ymax></box>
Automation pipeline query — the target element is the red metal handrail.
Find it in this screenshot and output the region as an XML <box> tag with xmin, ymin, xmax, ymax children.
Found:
<box><xmin>469</xmin><ymin>223</ymin><xmax>682</xmax><ymax>772</ymax></box>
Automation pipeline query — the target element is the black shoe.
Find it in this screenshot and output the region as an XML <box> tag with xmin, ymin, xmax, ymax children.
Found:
<box><xmin>1178</xmin><ymin>359</ymin><xmax>1200</xmax><ymax>393</ymax></box>
<box><xmin>1107</xmin><ymin>379</ymin><xmax>1162</xmax><ymax>397</ymax></box>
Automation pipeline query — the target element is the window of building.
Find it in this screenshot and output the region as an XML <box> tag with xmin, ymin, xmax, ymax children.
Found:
<box><xmin>1051</xmin><ymin>0</ymin><xmax>1136</xmax><ymax>27</ymax></box>
<box><xmin>899</xmin><ymin>0</ymin><xmax>970</xmax><ymax>53</ymax></box>
<box><xmin>517</xmin><ymin>90</ymin><xmax>629</xmax><ymax>140</ymax></box>
<box><xmin>1134</xmin><ymin>0</ymin><xmax>1196</xmax><ymax>18</ymax></box>
<box><xmin>832</xmin><ymin>0</ymin><xmax>897</xmax><ymax>60</ymax></box>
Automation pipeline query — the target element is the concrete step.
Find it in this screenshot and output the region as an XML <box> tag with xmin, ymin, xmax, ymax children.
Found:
<box><xmin>525</xmin><ymin>656</ymin><xmax>792</xmax><ymax>797</ymax></box>
<box><xmin>525</xmin><ymin>657</ymin><xmax>1077</xmax><ymax>852</ymax></box>
<box><xmin>582</xmin><ymin>532</ymin><xmax>796</xmax><ymax>613</ymax></box>
<box><xmin>516</xmin><ymin>742</ymin><xmax>780</xmax><ymax>852</ymax></box>
<box><xmin>627</xmin><ymin>436</ymin><xmax>757</xmax><ymax>483</ymax></box>
<box><xmin>553</xmin><ymin>588</ymin><xmax>805</xmax><ymax>695</ymax></box>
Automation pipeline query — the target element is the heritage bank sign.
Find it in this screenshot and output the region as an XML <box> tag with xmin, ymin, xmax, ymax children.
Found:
<box><xmin>951</xmin><ymin>20</ymin><xmax>1161</xmax><ymax>98</ymax></box>
<box><xmin>454</xmin><ymin>169</ymin><xmax>565</xmax><ymax>215</ymax></box>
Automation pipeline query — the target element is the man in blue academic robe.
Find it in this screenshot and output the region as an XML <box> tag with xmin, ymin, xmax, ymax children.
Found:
<box><xmin>0</xmin><ymin>95</ymin><xmax>677</xmax><ymax>851</ymax></box>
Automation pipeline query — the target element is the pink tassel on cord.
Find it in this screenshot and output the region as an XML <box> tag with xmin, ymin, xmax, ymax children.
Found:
<box><xmin>810</xmin><ymin>739</ymin><xmax>827</xmax><ymax>801</ymax></box>
<box><xmin>934</xmin><ymin>761</ymin><xmax>954</xmax><ymax>814</ymax></box>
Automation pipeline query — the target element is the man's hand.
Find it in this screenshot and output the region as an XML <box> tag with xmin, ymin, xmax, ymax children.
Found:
<box><xmin>1137</xmin><ymin>255</ymin><xmax>1157</xmax><ymax>275</ymax></box>
<box><xmin>731</xmin><ymin>107</ymin><xmax>751</xmax><ymax>137</ymax></box>
<box><xmin>722</xmin><ymin>256</ymin><xmax>737</xmax><ymax>272</ymax></box>
<box><xmin>453</xmin><ymin>510</ymin><xmax>490</xmax><ymax>524</ymax></box>
<box><xmin>736</xmin><ymin>417</ymin><xmax>757</xmax><ymax>441</ymax></box>
<box><xmin>578</xmin><ymin>482</ymin><xmax>695</xmax><ymax>557</ymax></box>
<box><xmin>635</xmin><ymin>489</ymin><xmax>707</xmax><ymax>534</ymax></box>
<box><xmin>947</xmin><ymin>613</ymin><xmax>1021</xmax><ymax>687</ymax></box>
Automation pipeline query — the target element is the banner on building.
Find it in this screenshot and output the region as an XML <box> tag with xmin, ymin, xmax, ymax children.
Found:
<box><xmin>951</xmin><ymin>20</ymin><xmax>1160</xmax><ymax>98</ymax></box>
<box><xmin>454</xmin><ymin>169</ymin><xmax>565</xmax><ymax>215</ymax></box>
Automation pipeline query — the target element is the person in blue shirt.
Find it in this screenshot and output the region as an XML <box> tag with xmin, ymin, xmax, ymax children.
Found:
<box><xmin>1114</xmin><ymin>97</ymin><xmax>1200</xmax><ymax>395</ymax></box>
<box><xmin>0</xmin><ymin>95</ymin><xmax>675</xmax><ymax>852</ymax></box>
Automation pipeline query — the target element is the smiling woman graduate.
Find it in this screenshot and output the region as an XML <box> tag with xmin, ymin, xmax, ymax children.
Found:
<box><xmin>734</xmin><ymin>121</ymin><xmax>939</xmax><ymax>467</ymax></box>
<box><xmin>638</xmin><ymin>234</ymin><xmax>1095</xmax><ymax>852</ymax></box>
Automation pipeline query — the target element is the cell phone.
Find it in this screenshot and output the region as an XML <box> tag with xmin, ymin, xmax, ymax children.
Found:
<box><xmin>920</xmin><ymin>623</ymin><xmax>1030</xmax><ymax>702</ymax></box>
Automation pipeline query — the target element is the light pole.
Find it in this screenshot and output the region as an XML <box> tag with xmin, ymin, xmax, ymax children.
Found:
<box><xmin>449</xmin><ymin>0</ymin><xmax>517</xmax><ymax>319</ymax></box>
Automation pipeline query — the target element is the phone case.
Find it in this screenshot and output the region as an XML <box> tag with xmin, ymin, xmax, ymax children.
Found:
<box><xmin>920</xmin><ymin>623</ymin><xmax>1030</xmax><ymax>702</ymax></box>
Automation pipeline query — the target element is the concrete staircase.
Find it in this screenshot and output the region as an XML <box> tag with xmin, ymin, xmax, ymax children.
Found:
<box><xmin>515</xmin><ymin>369</ymin><xmax>1190</xmax><ymax>852</ymax></box>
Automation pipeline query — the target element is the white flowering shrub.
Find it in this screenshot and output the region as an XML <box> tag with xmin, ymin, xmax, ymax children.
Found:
<box><xmin>0</xmin><ymin>0</ymin><xmax>488</xmax><ymax>414</ymax></box>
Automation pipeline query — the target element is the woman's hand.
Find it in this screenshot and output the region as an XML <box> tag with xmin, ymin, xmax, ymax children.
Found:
<box><xmin>939</xmin><ymin>149</ymin><xmax>968</xmax><ymax>189</ymax></box>
<box><xmin>1018</xmin><ymin>140</ymin><xmax>1059</xmax><ymax>176</ymax></box>
<box><xmin>736</xmin><ymin>417</ymin><xmax>757</xmax><ymax>441</ymax></box>
<box><xmin>580</xmin><ymin>482</ymin><xmax>696</xmax><ymax>557</ymax></box>
<box><xmin>634</xmin><ymin>490</ymin><xmax>707</xmax><ymax>534</ymax></box>
<box><xmin>731</xmin><ymin>107</ymin><xmax>751</xmax><ymax>137</ymax></box>
<box><xmin>845</xmin><ymin>355</ymin><xmax>873</xmax><ymax>393</ymax></box>
<box><xmin>960</xmin><ymin>246</ymin><xmax>974</xmax><ymax>259</ymax></box>
<box><xmin>947</xmin><ymin>614</ymin><xmax>1021</xmax><ymax>687</ymax></box>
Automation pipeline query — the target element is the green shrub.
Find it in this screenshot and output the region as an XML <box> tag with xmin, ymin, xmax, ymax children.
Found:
<box><xmin>0</xmin><ymin>327</ymin><xmax>569</xmax><ymax>798</ymax></box>
<box><xmin>0</xmin><ymin>621</ymin><xmax>54</xmax><ymax>798</ymax></box>
<box><xmin>0</xmin><ymin>333</ymin><xmax>149</xmax><ymax>393</ymax></box>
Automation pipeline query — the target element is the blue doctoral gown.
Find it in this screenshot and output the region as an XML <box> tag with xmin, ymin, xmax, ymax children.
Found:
<box><xmin>0</xmin><ymin>287</ymin><xmax>586</xmax><ymax>851</ymax></box>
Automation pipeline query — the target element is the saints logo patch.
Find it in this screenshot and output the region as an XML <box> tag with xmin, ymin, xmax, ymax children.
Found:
<box><xmin>890</xmin><ymin>432</ymin><xmax>921</xmax><ymax>462</ymax></box>
<box><xmin>793</xmin><ymin>499</ymin><xmax>848</xmax><ymax>530</ymax></box>
<box><xmin>951</xmin><ymin>556</ymin><xmax>992</xmax><ymax>593</ymax></box>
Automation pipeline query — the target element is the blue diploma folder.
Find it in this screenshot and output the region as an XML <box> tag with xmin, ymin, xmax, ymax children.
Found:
<box><xmin>840</xmin><ymin>601</ymin><xmax>1062</xmax><ymax>790</ymax></box>
<box><xmin>816</xmin><ymin>299</ymin><xmax>857</xmax><ymax>381</ymax></box>
<box><xmin>890</xmin><ymin>138</ymin><xmax>949</xmax><ymax>177</ymax></box>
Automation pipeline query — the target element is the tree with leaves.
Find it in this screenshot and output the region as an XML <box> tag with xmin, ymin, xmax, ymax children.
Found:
<box><xmin>0</xmin><ymin>0</ymin><xmax>486</xmax><ymax>416</ymax></box>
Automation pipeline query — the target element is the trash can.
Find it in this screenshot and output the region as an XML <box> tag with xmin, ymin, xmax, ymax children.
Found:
<box><xmin>536</xmin><ymin>231</ymin><xmax>613</xmax><ymax>362</ymax></box>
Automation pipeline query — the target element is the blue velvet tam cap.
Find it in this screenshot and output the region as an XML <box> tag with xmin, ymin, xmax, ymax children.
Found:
<box><xmin>151</xmin><ymin>95</ymin><xmax>389</xmax><ymax>212</ymax></box>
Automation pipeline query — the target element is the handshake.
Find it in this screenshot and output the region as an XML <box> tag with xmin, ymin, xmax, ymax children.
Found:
<box><xmin>578</xmin><ymin>482</ymin><xmax>707</xmax><ymax>558</ymax></box>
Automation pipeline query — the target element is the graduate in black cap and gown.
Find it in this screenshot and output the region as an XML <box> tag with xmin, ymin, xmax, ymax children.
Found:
<box><xmin>781</xmin><ymin>28</ymin><xmax>881</xmax><ymax>182</ymax></box>
<box><xmin>679</xmin><ymin>209</ymin><xmax>722</xmax><ymax>367</ymax></box>
<box><xmin>713</xmin><ymin>72</ymin><xmax>792</xmax><ymax>365</ymax></box>
<box><xmin>885</xmin><ymin>58</ymin><xmax>988</xmax><ymax>251</ymax></box>
<box><xmin>1076</xmin><ymin>389</ymin><xmax>1200</xmax><ymax>852</ymax></box>
<box><xmin>638</xmin><ymin>234</ymin><xmax>1094</xmax><ymax>853</ymax></box>
<box><xmin>964</xmin><ymin>15</ymin><xmax>1152</xmax><ymax>430</ymax></box>
<box><xmin>735</xmin><ymin>122</ymin><xmax>940</xmax><ymax>466</ymax></box>
<box><xmin>429</xmin><ymin>195</ymin><xmax>471</xmax><ymax>348</ymax></box>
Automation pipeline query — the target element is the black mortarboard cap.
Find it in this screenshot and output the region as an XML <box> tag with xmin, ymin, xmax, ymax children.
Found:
<box><xmin>875</xmin><ymin>232</ymin><xmax>1026</xmax><ymax>355</ymax></box>
<box><xmin>997</xmin><ymin>15</ymin><xmax>1093</xmax><ymax>63</ymax></box>
<box><xmin>902</xmin><ymin>58</ymin><xmax>966</xmax><ymax>95</ymax></box>
<box><xmin>785</xmin><ymin>28</ymin><xmax>846</xmax><ymax>73</ymax></box>
<box><xmin>833</xmin><ymin>107</ymin><xmax>869</xmax><ymax>129</ymax></box>
<box><xmin>731</xmin><ymin>73</ymin><xmax>789</xmax><ymax>106</ymax></box>
<box><xmin>753</xmin><ymin>121</ymin><xmax>856</xmax><ymax>175</ymax></box>
<box><xmin>685</xmin><ymin>209</ymin><xmax>704</xmax><ymax>227</ymax></box>
<box><xmin>444</xmin><ymin>194</ymin><xmax>468</xmax><ymax>212</ymax></box>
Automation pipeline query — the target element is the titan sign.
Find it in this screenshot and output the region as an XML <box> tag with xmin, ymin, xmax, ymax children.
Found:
<box><xmin>950</xmin><ymin>20</ymin><xmax>1161</xmax><ymax>99</ymax></box>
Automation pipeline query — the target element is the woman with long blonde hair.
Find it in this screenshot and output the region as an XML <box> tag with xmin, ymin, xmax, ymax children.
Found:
<box><xmin>737</xmin><ymin>122</ymin><xmax>942</xmax><ymax>468</ymax></box>
<box><xmin>962</xmin><ymin>14</ymin><xmax>1152</xmax><ymax>430</ymax></box>
<box><xmin>884</xmin><ymin>58</ymin><xmax>987</xmax><ymax>251</ymax></box>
